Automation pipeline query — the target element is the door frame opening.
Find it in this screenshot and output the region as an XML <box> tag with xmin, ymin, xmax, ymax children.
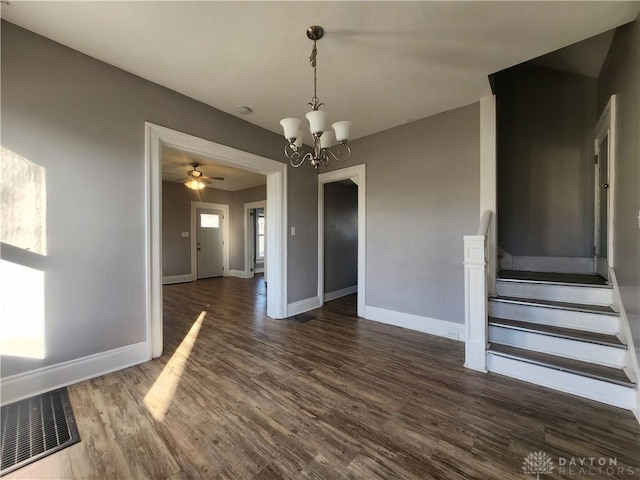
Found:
<box><xmin>318</xmin><ymin>164</ymin><xmax>366</xmax><ymax>317</ymax></box>
<box><xmin>145</xmin><ymin>123</ymin><xmax>288</xmax><ymax>359</ymax></box>
<box><xmin>244</xmin><ymin>200</ymin><xmax>267</xmax><ymax>279</ymax></box>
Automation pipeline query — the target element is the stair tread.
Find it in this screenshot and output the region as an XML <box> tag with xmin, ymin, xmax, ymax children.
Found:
<box><xmin>498</xmin><ymin>270</ymin><xmax>609</xmax><ymax>286</ymax></box>
<box><xmin>488</xmin><ymin>343</ymin><xmax>635</xmax><ymax>387</ymax></box>
<box><xmin>491</xmin><ymin>296</ymin><xmax>617</xmax><ymax>315</ymax></box>
<box><xmin>488</xmin><ymin>317</ymin><xmax>625</xmax><ymax>347</ymax></box>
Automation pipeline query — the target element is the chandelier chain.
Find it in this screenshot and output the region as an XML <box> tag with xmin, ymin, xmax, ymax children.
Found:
<box><xmin>309</xmin><ymin>41</ymin><xmax>322</xmax><ymax>110</ymax></box>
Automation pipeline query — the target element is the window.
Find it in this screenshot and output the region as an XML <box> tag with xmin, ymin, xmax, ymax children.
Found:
<box><xmin>255</xmin><ymin>209</ymin><xmax>265</xmax><ymax>260</ymax></box>
<box><xmin>200</xmin><ymin>213</ymin><xmax>219</xmax><ymax>228</ymax></box>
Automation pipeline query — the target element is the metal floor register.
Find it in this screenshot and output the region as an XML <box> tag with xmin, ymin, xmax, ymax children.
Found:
<box><xmin>1</xmin><ymin>388</ymin><xmax>81</xmax><ymax>476</ymax></box>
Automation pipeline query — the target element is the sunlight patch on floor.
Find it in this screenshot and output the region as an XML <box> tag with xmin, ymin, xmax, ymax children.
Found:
<box><xmin>144</xmin><ymin>311</ymin><xmax>206</xmax><ymax>421</ymax></box>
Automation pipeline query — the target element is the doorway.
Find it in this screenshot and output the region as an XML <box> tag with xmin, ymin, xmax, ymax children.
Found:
<box><xmin>146</xmin><ymin>123</ymin><xmax>288</xmax><ymax>359</ymax></box>
<box><xmin>318</xmin><ymin>164</ymin><xmax>366</xmax><ymax>317</ymax></box>
<box><xmin>244</xmin><ymin>200</ymin><xmax>267</xmax><ymax>279</ymax></box>
<box><xmin>593</xmin><ymin>95</ymin><xmax>617</xmax><ymax>279</ymax></box>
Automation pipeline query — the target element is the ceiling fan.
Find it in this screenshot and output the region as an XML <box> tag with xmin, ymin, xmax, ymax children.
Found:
<box><xmin>179</xmin><ymin>162</ymin><xmax>224</xmax><ymax>190</ymax></box>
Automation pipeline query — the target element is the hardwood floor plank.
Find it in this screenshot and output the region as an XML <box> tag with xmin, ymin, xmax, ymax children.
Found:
<box><xmin>5</xmin><ymin>275</ymin><xmax>639</xmax><ymax>479</ymax></box>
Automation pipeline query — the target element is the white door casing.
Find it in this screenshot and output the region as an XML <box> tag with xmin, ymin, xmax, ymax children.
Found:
<box><xmin>145</xmin><ymin>123</ymin><xmax>287</xmax><ymax>359</ymax></box>
<box><xmin>318</xmin><ymin>164</ymin><xmax>366</xmax><ymax>318</ymax></box>
<box><xmin>244</xmin><ymin>200</ymin><xmax>267</xmax><ymax>279</ymax></box>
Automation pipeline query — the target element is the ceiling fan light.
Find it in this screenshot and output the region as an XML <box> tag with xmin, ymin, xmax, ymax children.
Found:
<box><xmin>184</xmin><ymin>178</ymin><xmax>206</xmax><ymax>190</ymax></box>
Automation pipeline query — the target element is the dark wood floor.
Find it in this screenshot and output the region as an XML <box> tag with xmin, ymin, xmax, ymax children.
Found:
<box><xmin>8</xmin><ymin>276</ymin><xmax>640</xmax><ymax>479</ymax></box>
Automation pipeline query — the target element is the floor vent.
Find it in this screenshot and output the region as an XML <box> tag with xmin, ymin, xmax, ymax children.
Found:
<box><xmin>1</xmin><ymin>388</ymin><xmax>81</xmax><ymax>476</ymax></box>
<box><xmin>292</xmin><ymin>313</ymin><xmax>316</xmax><ymax>323</ymax></box>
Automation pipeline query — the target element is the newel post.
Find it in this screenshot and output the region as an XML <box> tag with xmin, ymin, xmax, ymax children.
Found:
<box><xmin>464</xmin><ymin>234</ymin><xmax>488</xmax><ymax>372</ymax></box>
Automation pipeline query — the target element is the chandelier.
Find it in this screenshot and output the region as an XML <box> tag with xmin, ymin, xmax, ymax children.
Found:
<box><xmin>280</xmin><ymin>26</ymin><xmax>352</xmax><ymax>170</ymax></box>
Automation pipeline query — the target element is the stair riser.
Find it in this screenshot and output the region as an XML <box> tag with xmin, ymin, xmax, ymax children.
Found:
<box><xmin>489</xmin><ymin>301</ymin><xmax>619</xmax><ymax>334</ymax></box>
<box><xmin>489</xmin><ymin>325</ymin><xmax>626</xmax><ymax>368</ymax></box>
<box><xmin>496</xmin><ymin>281</ymin><xmax>612</xmax><ymax>306</ymax></box>
<box><xmin>487</xmin><ymin>353</ymin><xmax>635</xmax><ymax>410</ymax></box>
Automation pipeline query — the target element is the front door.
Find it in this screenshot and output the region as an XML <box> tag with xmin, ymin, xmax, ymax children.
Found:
<box><xmin>197</xmin><ymin>208</ymin><xmax>223</xmax><ymax>279</ymax></box>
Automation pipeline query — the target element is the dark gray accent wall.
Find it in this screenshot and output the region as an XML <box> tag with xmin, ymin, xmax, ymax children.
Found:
<box><xmin>323</xmin><ymin>103</ymin><xmax>480</xmax><ymax>324</ymax></box>
<box><xmin>496</xmin><ymin>65</ymin><xmax>597</xmax><ymax>258</ymax></box>
<box><xmin>597</xmin><ymin>16</ymin><xmax>640</xmax><ymax>355</ymax></box>
<box><xmin>324</xmin><ymin>182</ymin><xmax>358</xmax><ymax>294</ymax></box>
<box><xmin>0</xmin><ymin>21</ymin><xmax>316</xmax><ymax>378</ymax></box>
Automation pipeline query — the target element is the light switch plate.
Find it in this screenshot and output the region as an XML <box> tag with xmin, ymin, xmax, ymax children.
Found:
<box><xmin>181</xmin><ymin>232</ymin><xmax>189</xmax><ymax>237</ymax></box>
<box><xmin>290</xmin><ymin>227</ymin><xmax>296</xmax><ymax>236</ymax></box>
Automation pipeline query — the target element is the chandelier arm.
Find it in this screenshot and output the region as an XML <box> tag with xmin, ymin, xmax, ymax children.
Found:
<box><xmin>326</xmin><ymin>143</ymin><xmax>352</xmax><ymax>162</ymax></box>
<box><xmin>290</xmin><ymin>152</ymin><xmax>305</xmax><ymax>168</ymax></box>
<box><xmin>285</xmin><ymin>144</ymin><xmax>306</xmax><ymax>168</ymax></box>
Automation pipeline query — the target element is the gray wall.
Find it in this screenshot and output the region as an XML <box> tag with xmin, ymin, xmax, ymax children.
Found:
<box><xmin>0</xmin><ymin>21</ymin><xmax>317</xmax><ymax>378</ymax></box>
<box><xmin>324</xmin><ymin>182</ymin><xmax>358</xmax><ymax>294</ymax></box>
<box><xmin>496</xmin><ymin>65</ymin><xmax>597</xmax><ymax>258</ymax></box>
<box><xmin>324</xmin><ymin>103</ymin><xmax>480</xmax><ymax>324</ymax></box>
<box><xmin>597</xmin><ymin>16</ymin><xmax>640</xmax><ymax>355</ymax></box>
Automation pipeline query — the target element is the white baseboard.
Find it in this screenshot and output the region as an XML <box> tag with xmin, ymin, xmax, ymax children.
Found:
<box><xmin>162</xmin><ymin>274</ymin><xmax>194</xmax><ymax>285</ymax></box>
<box><xmin>509</xmin><ymin>256</ymin><xmax>594</xmax><ymax>274</ymax></box>
<box><xmin>364</xmin><ymin>306</ymin><xmax>464</xmax><ymax>341</ymax></box>
<box><xmin>227</xmin><ymin>270</ymin><xmax>248</xmax><ymax>279</ymax></box>
<box><xmin>287</xmin><ymin>296</ymin><xmax>322</xmax><ymax>317</ymax></box>
<box><xmin>254</xmin><ymin>268</ymin><xmax>264</xmax><ymax>274</ymax></box>
<box><xmin>1</xmin><ymin>342</ymin><xmax>149</xmax><ymax>405</ymax></box>
<box><xmin>324</xmin><ymin>285</ymin><xmax>357</xmax><ymax>302</ymax></box>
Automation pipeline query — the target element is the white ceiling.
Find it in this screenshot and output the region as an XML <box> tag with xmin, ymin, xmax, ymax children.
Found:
<box><xmin>162</xmin><ymin>146</ymin><xmax>265</xmax><ymax>192</ymax></box>
<box><xmin>3</xmin><ymin>2</ymin><xmax>639</xmax><ymax>140</ymax></box>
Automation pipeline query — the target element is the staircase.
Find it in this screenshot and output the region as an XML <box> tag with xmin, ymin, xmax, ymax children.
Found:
<box><xmin>486</xmin><ymin>270</ymin><xmax>637</xmax><ymax>410</ymax></box>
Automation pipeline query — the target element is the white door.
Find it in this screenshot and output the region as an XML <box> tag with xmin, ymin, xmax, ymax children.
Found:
<box><xmin>593</xmin><ymin>96</ymin><xmax>617</xmax><ymax>280</ymax></box>
<box><xmin>594</xmin><ymin>134</ymin><xmax>610</xmax><ymax>278</ymax></box>
<box><xmin>197</xmin><ymin>208</ymin><xmax>223</xmax><ymax>279</ymax></box>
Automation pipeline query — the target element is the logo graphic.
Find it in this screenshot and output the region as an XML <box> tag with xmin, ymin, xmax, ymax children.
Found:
<box><xmin>522</xmin><ymin>451</ymin><xmax>555</xmax><ymax>479</ymax></box>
